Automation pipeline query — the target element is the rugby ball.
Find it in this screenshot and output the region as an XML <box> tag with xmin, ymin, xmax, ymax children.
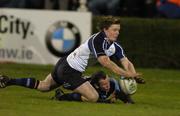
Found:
<box><xmin>119</xmin><ymin>77</ymin><xmax>137</xmax><ymax>95</ymax></box>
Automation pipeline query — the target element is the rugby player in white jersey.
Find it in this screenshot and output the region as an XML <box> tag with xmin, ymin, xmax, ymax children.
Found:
<box><xmin>0</xmin><ymin>16</ymin><xmax>144</xmax><ymax>102</ymax></box>
<box><xmin>53</xmin><ymin>71</ymin><xmax>136</xmax><ymax>104</ymax></box>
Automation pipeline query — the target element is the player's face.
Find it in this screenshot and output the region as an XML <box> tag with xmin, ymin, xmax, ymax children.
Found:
<box><xmin>104</xmin><ymin>24</ymin><xmax>120</xmax><ymax>42</ymax></box>
<box><xmin>99</xmin><ymin>77</ymin><xmax>110</xmax><ymax>92</ymax></box>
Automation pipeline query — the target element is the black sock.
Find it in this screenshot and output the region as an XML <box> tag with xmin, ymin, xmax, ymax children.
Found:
<box><xmin>8</xmin><ymin>78</ymin><xmax>39</xmax><ymax>89</ymax></box>
<box><xmin>58</xmin><ymin>93</ymin><xmax>82</xmax><ymax>101</ymax></box>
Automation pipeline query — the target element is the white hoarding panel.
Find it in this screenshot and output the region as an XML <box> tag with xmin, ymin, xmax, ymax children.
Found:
<box><xmin>0</xmin><ymin>8</ymin><xmax>92</xmax><ymax>64</ymax></box>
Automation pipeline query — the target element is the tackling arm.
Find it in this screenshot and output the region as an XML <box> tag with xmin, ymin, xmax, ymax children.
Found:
<box><xmin>120</xmin><ymin>57</ymin><xmax>136</xmax><ymax>73</ymax></box>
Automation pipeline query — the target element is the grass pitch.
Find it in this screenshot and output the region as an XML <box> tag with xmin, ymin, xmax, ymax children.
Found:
<box><xmin>0</xmin><ymin>64</ymin><xmax>180</xmax><ymax>116</ymax></box>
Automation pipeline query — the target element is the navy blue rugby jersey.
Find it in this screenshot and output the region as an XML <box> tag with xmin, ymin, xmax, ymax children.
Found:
<box><xmin>67</xmin><ymin>31</ymin><xmax>125</xmax><ymax>72</ymax></box>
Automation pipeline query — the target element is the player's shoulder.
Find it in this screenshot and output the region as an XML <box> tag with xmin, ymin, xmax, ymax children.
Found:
<box><xmin>108</xmin><ymin>78</ymin><xmax>117</xmax><ymax>92</ymax></box>
<box><xmin>109</xmin><ymin>78</ymin><xmax>118</xmax><ymax>84</ymax></box>
<box><xmin>109</xmin><ymin>78</ymin><xmax>118</xmax><ymax>87</ymax></box>
<box><xmin>113</xmin><ymin>42</ymin><xmax>125</xmax><ymax>53</ymax></box>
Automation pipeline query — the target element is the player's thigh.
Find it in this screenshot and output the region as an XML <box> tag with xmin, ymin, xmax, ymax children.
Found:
<box><xmin>74</xmin><ymin>81</ymin><xmax>99</xmax><ymax>102</ymax></box>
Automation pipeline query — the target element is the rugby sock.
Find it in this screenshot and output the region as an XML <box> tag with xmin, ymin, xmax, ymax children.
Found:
<box><xmin>8</xmin><ymin>78</ymin><xmax>39</xmax><ymax>89</ymax></box>
<box><xmin>58</xmin><ymin>93</ymin><xmax>82</xmax><ymax>101</ymax></box>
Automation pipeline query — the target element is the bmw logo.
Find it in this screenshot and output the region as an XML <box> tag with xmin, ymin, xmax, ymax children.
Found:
<box><xmin>46</xmin><ymin>21</ymin><xmax>81</xmax><ymax>57</ymax></box>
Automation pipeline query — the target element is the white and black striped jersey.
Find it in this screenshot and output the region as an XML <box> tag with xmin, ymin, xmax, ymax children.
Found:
<box><xmin>67</xmin><ymin>31</ymin><xmax>125</xmax><ymax>72</ymax></box>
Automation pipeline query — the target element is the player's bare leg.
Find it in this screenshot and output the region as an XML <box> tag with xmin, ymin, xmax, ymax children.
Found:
<box><xmin>37</xmin><ymin>74</ymin><xmax>57</xmax><ymax>92</ymax></box>
<box><xmin>0</xmin><ymin>74</ymin><xmax>58</xmax><ymax>91</ymax></box>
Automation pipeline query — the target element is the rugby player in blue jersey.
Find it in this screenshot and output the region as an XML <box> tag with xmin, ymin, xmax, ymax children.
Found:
<box><xmin>53</xmin><ymin>71</ymin><xmax>135</xmax><ymax>104</ymax></box>
<box><xmin>0</xmin><ymin>16</ymin><xmax>144</xmax><ymax>102</ymax></box>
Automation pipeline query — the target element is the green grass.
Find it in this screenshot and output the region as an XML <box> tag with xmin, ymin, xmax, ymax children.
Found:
<box><xmin>0</xmin><ymin>64</ymin><xmax>180</xmax><ymax>116</ymax></box>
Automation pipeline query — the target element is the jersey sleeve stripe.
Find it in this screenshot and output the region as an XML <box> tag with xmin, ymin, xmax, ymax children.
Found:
<box><xmin>102</xmin><ymin>39</ymin><xmax>105</xmax><ymax>50</ymax></box>
<box><xmin>92</xmin><ymin>37</ymin><xmax>98</xmax><ymax>57</ymax></box>
<box><xmin>88</xmin><ymin>33</ymin><xmax>100</xmax><ymax>58</ymax></box>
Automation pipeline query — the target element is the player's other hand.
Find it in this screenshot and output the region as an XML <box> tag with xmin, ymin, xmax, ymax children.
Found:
<box><xmin>134</xmin><ymin>77</ymin><xmax>145</xmax><ymax>84</ymax></box>
<box><xmin>125</xmin><ymin>72</ymin><xmax>145</xmax><ymax>84</ymax></box>
<box><xmin>127</xmin><ymin>72</ymin><xmax>142</xmax><ymax>78</ymax></box>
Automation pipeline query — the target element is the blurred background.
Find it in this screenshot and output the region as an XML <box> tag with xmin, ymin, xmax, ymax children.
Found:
<box><xmin>0</xmin><ymin>0</ymin><xmax>180</xmax><ymax>69</ymax></box>
<box><xmin>0</xmin><ymin>0</ymin><xmax>180</xmax><ymax>18</ymax></box>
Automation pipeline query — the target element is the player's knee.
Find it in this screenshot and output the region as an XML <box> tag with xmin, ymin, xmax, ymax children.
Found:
<box><xmin>87</xmin><ymin>92</ymin><xmax>99</xmax><ymax>102</ymax></box>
